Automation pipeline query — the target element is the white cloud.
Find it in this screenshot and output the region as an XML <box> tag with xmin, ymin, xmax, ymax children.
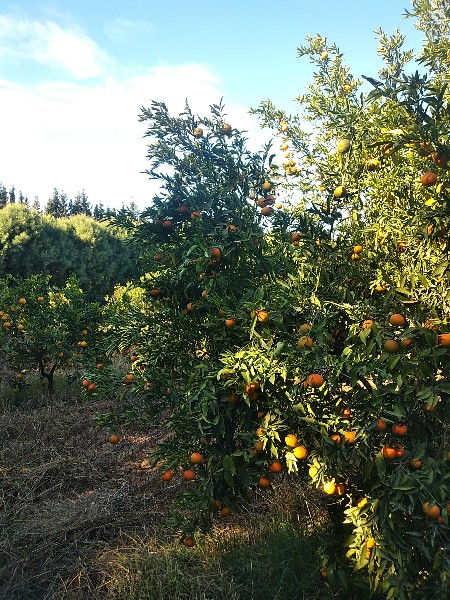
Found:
<box><xmin>0</xmin><ymin>14</ymin><xmax>111</xmax><ymax>79</ymax></box>
<box><xmin>0</xmin><ymin>63</ymin><xmax>268</xmax><ymax>210</ymax></box>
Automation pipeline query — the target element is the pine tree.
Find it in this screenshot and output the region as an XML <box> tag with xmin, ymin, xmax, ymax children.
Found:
<box><xmin>32</xmin><ymin>197</ymin><xmax>41</xmax><ymax>212</ymax></box>
<box><xmin>0</xmin><ymin>183</ymin><xmax>7</xmax><ymax>208</ymax></box>
<box><xmin>93</xmin><ymin>202</ymin><xmax>105</xmax><ymax>220</ymax></box>
<box><xmin>9</xmin><ymin>186</ymin><xmax>15</xmax><ymax>204</ymax></box>
<box><xmin>45</xmin><ymin>188</ymin><xmax>68</xmax><ymax>218</ymax></box>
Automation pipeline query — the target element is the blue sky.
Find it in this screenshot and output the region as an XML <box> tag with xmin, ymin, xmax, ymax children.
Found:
<box><xmin>0</xmin><ymin>1</ymin><xmax>425</xmax><ymax>209</ymax></box>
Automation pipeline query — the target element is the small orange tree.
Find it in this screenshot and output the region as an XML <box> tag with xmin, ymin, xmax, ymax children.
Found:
<box><xmin>93</xmin><ymin>3</ymin><xmax>449</xmax><ymax>597</ymax></box>
<box><xmin>0</xmin><ymin>274</ymin><xmax>103</xmax><ymax>392</ymax></box>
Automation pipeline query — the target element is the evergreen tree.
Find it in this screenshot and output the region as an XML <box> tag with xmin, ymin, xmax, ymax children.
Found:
<box><xmin>9</xmin><ymin>186</ymin><xmax>15</xmax><ymax>204</ymax></box>
<box><xmin>45</xmin><ymin>188</ymin><xmax>68</xmax><ymax>218</ymax></box>
<box><xmin>18</xmin><ymin>191</ymin><xmax>28</xmax><ymax>205</ymax></box>
<box><xmin>32</xmin><ymin>196</ymin><xmax>41</xmax><ymax>212</ymax></box>
<box><xmin>93</xmin><ymin>202</ymin><xmax>105</xmax><ymax>220</ymax></box>
<box><xmin>0</xmin><ymin>183</ymin><xmax>7</xmax><ymax>208</ymax></box>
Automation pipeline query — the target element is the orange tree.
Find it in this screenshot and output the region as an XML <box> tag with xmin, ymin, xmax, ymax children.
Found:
<box><xmin>93</xmin><ymin>5</ymin><xmax>449</xmax><ymax>598</ymax></box>
<box><xmin>0</xmin><ymin>274</ymin><xmax>103</xmax><ymax>392</ymax></box>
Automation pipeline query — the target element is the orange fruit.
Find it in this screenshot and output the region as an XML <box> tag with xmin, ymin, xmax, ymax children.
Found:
<box><xmin>254</xmin><ymin>440</ymin><xmax>264</xmax><ymax>453</ymax></box>
<box><xmin>298</xmin><ymin>336</ymin><xmax>313</xmax><ymax>348</ymax></box>
<box><xmin>37</xmin><ymin>296</ymin><xmax>44</xmax><ymax>302</ymax></box>
<box><xmin>225</xmin><ymin>318</ymin><xmax>236</xmax><ymax>327</ymax></box>
<box><xmin>183</xmin><ymin>536</ymin><xmax>195</xmax><ymax>547</ymax></box>
<box><xmin>190</xmin><ymin>452</ymin><xmax>204</xmax><ymax>464</ymax></box>
<box><xmin>423</xmin><ymin>502</ymin><xmax>440</xmax><ymax>519</ymax></box>
<box><xmin>161</xmin><ymin>470</ymin><xmax>174</xmax><ymax>481</ymax></box>
<box><xmin>389</xmin><ymin>313</ymin><xmax>406</xmax><ymax>327</ymax></box>
<box><xmin>299</xmin><ymin>323</ymin><xmax>312</xmax><ymax>335</ymax></box>
<box><xmin>437</xmin><ymin>334</ymin><xmax>450</xmax><ymax>347</ymax></box>
<box><xmin>366</xmin><ymin>538</ymin><xmax>376</xmax><ymax>549</ymax></box>
<box><xmin>392</xmin><ymin>424</ymin><xmax>408</xmax><ymax>436</ymax></box>
<box><xmin>291</xmin><ymin>232</ymin><xmax>302</xmax><ymax>241</ymax></box>
<box><xmin>409</xmin><ymin>458</ymin><xmax>423</xmax><ymax>470</ymax></box>
<box><xmin>109</xmin><ymin>434</ymin><xmax>120</xmax><ymax>445</ymax></box>
<box><xmin>262</xmin><ymin>180</ymin><xmax>272</xmax><ymax>191</ymax></box>
<box><xmin>293</xmin><ymin>445</ymin><xmax>308</xmax><ymax>459</ymax></box>
<box><xmin>258</xmin><ymin>476</ymin><xmax>271</xmax><ymax>488</ymax></box>
<box><xmin>344</xmin><ymin>431</ymin><xmax>356</xmax><ymax>443</ymax></box>
<box><xmin>87</xmin><ymin>383</ymin><xmax>96</xmax><ymax>392</ymax></box>
<box><xmin>220</xmin><ymin>506</ymin><xmax>231</xmax><ymax>516</ymax></box>
<box><xmin>401</xmin><ymin>338</ymin><xmax>413</xmax><ymax>348</ymax></box>
<box><xmin>79</xmin><ymin>340</ymin><xmax>88</xmax><ymax>348</ymax></box>
<box><xmin>421</xmin><ymin>171</ymin><xmax>437</xmax><ymax>186</ymax></box>
<box><xmin>261</xmin><ymin>206</ymin><xmax>272</xmax><ymax>216</ymax></box>
<box><xmin>330</xmin><ymin>434</ymin><xmax>341</xmax><ymax>443</ymax></box>
<box><xmin>323</xmin><ymin>481</ymin><xmax>336</xmax><ymax>495</ymax></box>
<box><xmin>423</xmin><ymin>402</ymin><xmax>435</xmax><ymax>413</ymax></box>
<box><xmin>382</xmin><ymin>445</ymin><xmax>396</xmax><ymax>460</ymax></box>
<box><xmin>82</xmin><ymin>379</ymin><xmax>90</xmax><ymax>388</ymax></box>
<box><xmin>285</xmin><ymin>433</ymin><xmax>298</xmax><ymax>447</ymax></box>
<box><xmin>191</xmin><ymin>210</ymin><xmax>202</xmax><ymax>220</ymax></box>
<box><xmin>183</xmin><ymin>469</ymin><xmax>196</xmax><ymax>481</ymax></box>
<box><xmin>211</xmin><ymin>247</ymin><xmax>221</xmax><ymax>259</ymax></box>
<box><xmin>334</xmin><ymin>483</ymin><xmax>345</xmax><ymax>495</ymax></box>
<box><xmin>361</xmin><ymin>319</ymin><xmax>374</xmax><ymax>329</ymax></box>
<box><xmin>18</xmin><ymin>297</ymin><xmax>26</xmax><ymax>305</ymax></box>
<box><xmin>96</xmin><ymin>363</ymin><xmax>104</xmax><ymax>369</ymax></box>
<box><xmin>226</xmin><ymin>393</ymin><xmax>238</xmax><ymax>404</ymax></box>
<box><xmin>193</xmin><ymin>127</ymin><xmax>203</xmax><ymax>138</ymax></box>
<box><xmin>162</xmin><ymin>220</ymin><xmax>173</xmax><ymax>229</ymax></box>
<box><xmin>394</xmin><ymin>443</ymin><xmax>405</xmax><ymax>458</ymax></box>
<box><xmin>353</xmin><ymin>244</ymin><xmax>363</xmax><ymax>254</ymax></box>
<box><xmin>257</xmin><ymin>310</ymin><xmax>269</xmax><ymax>322</ymax></box>
<box><xmin>307</xmin><ymin>374</ymin><xmax>324</xmax><ymax>388</ymax></box>
<box><xmin>309</xmin><ymin>466</ymin><xmax>318</xmax><ymax>478</ymax></box>
<box><xmin>246</xmin><ymin>382</ymin><xmax>260</xmax><ymax>394</ymax></box>
<box><xmin>384</xmin><ymin>339</ymin><xmax>399</xmax><ymax>352</ymax></box>
<box><xmin>375</xmin><ymin>418</ymin><xmax>387</xmax><ymax>431</ymax></box>
<box><xmin>268</xmin><ymin>460</ymin><xmax>283</xmax><ymax>473</ymax></box>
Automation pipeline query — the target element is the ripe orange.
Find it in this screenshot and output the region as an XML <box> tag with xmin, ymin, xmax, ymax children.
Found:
<box><xmin>261</xmin><ymin>206</ymin><xmax>272</xmax><ymax>216</ymax></box>
<box><xmin>401</xmin><ymin>338</ymin><xmax>413</xmax><ymax>348</ymax></box>
<box><xmin>82</xmin><ymin>379</ymin><xmax>90</xmax><ymax>388</ymax></box>
<box><xmin>220</xmin><ymin>506</ymin><xmax>231</xmax><ymax>516</ymax></box>
<box><xmin>293</xmin><ymin>445</ymin><xmax>308</xmax><ymax>459</ymax></box>
<box><xmin>130</xmin><ymin>354</ymin><xmax>138</xmax><ymax>362</ymax></box>
<box><xmin>262</xmin><ymin>180</ymin><xmax>272</xmax><ymax>192</ymax></box>
<box><xmin>344</xmin><ymin>431</ymin><xmax>356</xmax><ymax>443</ymax></box>
<box><xmin>226</xmin><ymin>393</ymin><xmax>238</xmax><ymax>404</ymax></box>
<box><xmin>190</xmin><ymin>210</ymin><xmax>201</xmax><ymax>220</ymax></box>
<box><xmin>190</xmin><ymin>452</ymin><xmax>204</xmax><ymax>465</ymax></box>
<box><xmin>353</xmin><ymin>244</ymin><xmax>363</xmax><ymax>254</ymax></box>
<box><xmin>161</xmin><ymin>470</ymin><xmax>174</xmax><ymax>481</ymax></box>
<box><xmin>96</xmin><ymin>363</ymin><xmax>104</xmax><ymax>369</ymax></box>
<box><xmin>193</xmin><ymin>127</ymin><xmax>203</xmax><ymax>138</ymax></box>
<box><xmin>109</xmin><ymin>434</ymin><xmax>120</xmax><ymax>445</ymax></box>
<box><xmin>409</xmin><ymin>458</ymin><xmax>423</xmax><ymax>470</ymax></box>
<box><xmin>437</xmin><ymin>334</ymin><xmax>450</xmax><ymax>347</ymax></box>
<box><xmin>124</xmin><ymin>374</ymin><xmax>134</xmax><ymax>384</ymax></box>
<box><xmin>79</xmin><ymin>340</ymin><xmax>88</xmax><ymax>348</ymax></box>
<box><xmin>183</xmin><ymin>469</ymin><xmax>196</xmax><ymax>481</ymax></box>
<box><xmin>375</xmin><ymin>418</ymin><xmax>387</xmax><ymax>431</ymax></box>
<box><xmin>421</xmin><ymin>172</ymin><xmax>437</xmax><ymax>186</ymax></box>
<box><xmin>423</xmin><ymin>502</ymin><xmax>440</xmax><ymax>519</ymax></box>
<box><xmin>366</xmin><ymin>538</ymin><xmax>376</xmax><ymax>549</ymax></box>
<box><xmin>246</xmin><ymin>381</ymin><xmax>260</xmax><ymax>394</ymax></box>
<box><xmin>320</xmin><ymin>51</ymin><xmax>329</xmax><ymax>60</ymax></box>
<box><xmin>382</xmin><ymin>445</ymin><xmax>396</xmax><ymax>460</ymax></box>
<box><xmin>258</xmin><ymin>476</ymin><xmax>271</xmax><ymax>488</ymax></box>
<box><xmin>392</xmin><ymin>424</ymin><xmax>408</xmax><ymax>436</ymax></box>
<box><xmin>285</xmin><ymin>433</ymin><xmax>298</xmax><ymax>447</ymax></box>
<box><xmin>183</xmin><ymin>536</ymin><xmax>195</xmax><ymax>547</ymax></box>
<box><xmin>361</xmin><ymin>319</ymin><xmax>374</xmax><ymax>329</ymax></box>
<box><xmin>330</xmin><ymin>434</ymin><xmax>341</xmax><ymax>443</ymax></box>
<box><xmin>87</xmin><ymin>383</ymin><xmax>96</xmax><ymax>392</ymax></box>
<box><xmin>225</xmin><ymin>319</ymin><xmax>236</xmax><ymax>327</ymax></box>
<box><xmin>334</xmin><ymin>185</ymin><xmax>346</xmax><ymax>198</ymax></box>
<box><xmin>389</xmin><ymin>313</ymin><xmax>406</xmax><ymax>327</ymax></box>
<box><xmin>37</xmin><ymin>296</ymin><xmax>44</xmax><ymax>302</ymax></box>
<box><xmin>268</xmin><ymin>460</ymin><xmax>283</xmax><ymax>473</ymax></box>
<box><xmin>254</xmin><ymin>440</ymin><xmax>264</xmax><ymax>453</ymax></box>
<box><xmin>423</xmin><ymin>402</ymin><xmax>435</xmax><ymax>413</ymax></box>
<box><xmin>323</xmin><ymin>482</ymin><xmax>336</xmax><ymax>495</ymax></box>
<box><xmin>257</xmin><ymin>310</ymin><xmax>269</xmax><ymax>322</ymax></box>
<box><xmin>384</xmin><ymin>339</ymin><xmax>399</xmax><ymax>353</ymax></box>
<box><xmin>307</xmin><ymin>374</ymin><xmax>324</xmax><ymax>388</ymax></box>
<box><xmin>394</xmin><ymin>443</ymin><xmax>405</xmax><ymax>458</ymax></box>
<box><xmin>211</xmin><ymin>247</ymin><xmax>221</xmax><ymax>259</ymax></box>
<box><xmin>162</xmin><ymin>220</ymin><xmax>173</xmax><ymax>229</ymax></box>
<box><xmin>18</xmin><ymin>297</ymin><xmax>26</xmax><ymax>305</ymax></box>
<box><xmin>298</xmin><ymin>336</ymin><xmax>313</xmax><ymax>348</ymax></box>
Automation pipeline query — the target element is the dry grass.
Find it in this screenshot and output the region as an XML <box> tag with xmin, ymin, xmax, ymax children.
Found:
<box><xmin>0</xmin><ymin>372</ymin><xmax>336</xmax><ymax>600</ymax></box>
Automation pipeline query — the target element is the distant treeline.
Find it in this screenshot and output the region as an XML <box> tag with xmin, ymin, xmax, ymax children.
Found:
<box><xmin>0</xmin><ymin>204</ymin><xmax>142</xmax><ymax>300</ymax></box>
<box><xmin>0</xmin><ymin>183</ymin><xmax>140</xmax><ymax>221</ymax></box>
